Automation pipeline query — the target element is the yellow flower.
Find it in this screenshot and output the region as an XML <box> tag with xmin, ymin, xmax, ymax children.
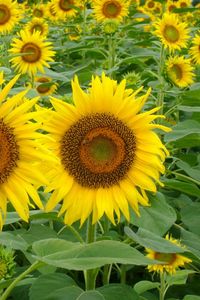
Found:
<box><xmin>35</xmin><ymin>76</ymin><xmax>57</xmax><ymax>96</ymax></box>
<box><xmin>166</xmin><ymin>0</ymin><xmax>179</xmax><ymax>13</ymax></box>
<box><xmin>52</xmin><ymin>0</ymin><xmax>80</xmax><ymax>20</ymax></box>
<box><xmin>146</xmin><ymin>234</ymin><xmax>192</xmax><ymax>274</ymax></box>
<box><xmin>32</xmin><ymin>4</ymin><xmax>46</xmax><ymax>18</ymax></box>
<box><xmin>166</xmin><ymin>56</ymin><xmax>194</xmax><ymax>88</ymax></box>
<box><xmin>178</xmin><ymin>0</ymin><xmax>191</xmax><ymax>8</ymax></box>
<box><xmin>154</xmin><ymin>13</ymin><xmax>189</xmax><ymax>52</ymax></box>
<box><xmin>0</xmin><ymin>0</ymin><xmax>20</xmax><ymax>34</ymax></box>
<box><xmin>25</xmin><ymin>18</ymin><xmax>49</xmax><ymax>36</ymax></box>
<box><xmin>44</xmin><ymin>74</ymin><xmax>170</xmax><ymax>226</ymax></box>
<box><xmin>190</xmin><ymin>34</ymin><xmax>200</xmax><ymax>65</ymax></box>
<box><xmin>92</xmin><ymin>0</ymin><xmax>130</xmax><ymax>22</ymax></box>
<box><xmin>0</xmin><ymin>71</ymin><xmax>4</xmax><ymax>85</ymax></box>
<box><xmin>9</xmin><ymin>30</ymin><xmax>55</xmax><ymax>75</ymax></box>
<box><xmin>0</xmin><ymin>75</ymin><xmax>53</xmax><ymax>229</ymax></box>
<box><xmin>46</xmin><ymin>1</ymin><xmax>59</xmax><ymax>22</ymax></box>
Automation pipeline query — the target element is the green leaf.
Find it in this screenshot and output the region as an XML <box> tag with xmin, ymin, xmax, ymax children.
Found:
<box><xmin>183</xmin><ymin>296</ymin><xmax>200</xmax><ymax>300</ymax></box>
<box><xmin>130</xmin><ymin>193</ymin><xmax>176</xmax><ymax>235</ymax></box>
<box><xmin>134</xmin><ymin>281</ymin><xmax>159</xmax><ymax>295</ymax></box>
<box><xmin>125</xmin><ymin>227</ymin><xmax>185</xmax><ymax>253</ymax></box>
<box><xmin>164</xmin><ymin>120</ymin><xmax>200</xmax><ymax>142</ymax></box>
<box><xmin>176</xmin><ymin>160</ymin><xmax>200</xmax><ymax>182</ymax></box>
<box><xmin>181</xmin><ymin>203</ymin><xmax>200</xmax><ymax>235</ymax></box>
<box><xmin>178</xmin><ymin>106</ymin><xmax>200</xmax><ymax>112</ymax></box>
<box><xmin>98</xmin><ymin>284</ymin><xmax>139</xmax><ymax>300</ymax></box>
<box><xmin>166</xmin><ymin>270</ymin><xmax>195</xmax><ymax>287</ymax></box>
<box><xmin>4</xmin><ymin>212</ymin><xmax>21</xmax><ymax>225</ymax></box>
<box><xmin>0</xmin><ymin>232</ymin><xmax>28</xmax><ymax>251</ymax></box>
<box><xmin>29</xmin><ymin>273</ymin><xmax>79</xmax><ymax>300</ymax></box>
<box><xmin>32</xmin><ymin>239</ymin><xmax>152</xmax><ymax>270</ymax></box>
<box><xmin>162</xmin><ymin>179</ymin><xmax>200</xmax><ymax>197</ymax></box>
<box><xmin>181</xmin><ymin>228</ymin><xmax>200</xmax><ymax>259</ymax></box>
<box><xmin>77</xmin><ymin>291</ymin><xmax>105</xmax><ymax>300</ymax></box>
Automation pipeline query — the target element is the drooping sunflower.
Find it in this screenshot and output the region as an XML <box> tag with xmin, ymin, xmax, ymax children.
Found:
<box><xmin>146</xmin><ymin>234</ymin><xmax>192</xmax><ymax>274</ymax></box>
<box><xmin>166</xmin><ymin>56</ymin><xmax>194</xmax><ymax>88</ymax></box>
<box><xmin>154</xmin><ymin>13</ymin><xmax>189</xmax><ymax>52</ymax></box>
<box><xmin>190</xmin><ymin>34</ymin><xmax>200</xmax><ymax>65</ymax></box>
<box><xmin>44</xmin><ymin>74</ymin><xmax>170</xmax><ymax>226</ymax></box>
<box><xmin>92</xmin><ymin>0</ymin><xmax>130</xmax><ymax>22</ymax></box>
<box><xmin>25</xmin><ymin>18</ymin><xmax>49</xmax><ymax>36</ymax></box>
<box><xmin>0</xmin><ymin>0</ymin><xmax>20</xmax><ymax>34</ymax></box>
<box><xmin>52</xmin><ymin>0</ymin><xmax>79</xmax><ymax>20</ymax></box>
<box><xmin>0</xmin><ymin>75</ymin><xmax>53</xmax><ymax>229</ymax></box>
<box><xmin>35</xmin><ymin>76</ymin><xmax>57</xmax><ymax>96</ymax></box>
<box><xmin>9</xmin><ymin>30</ymin><xmax>55</xmax><ymax>75</ymax></box>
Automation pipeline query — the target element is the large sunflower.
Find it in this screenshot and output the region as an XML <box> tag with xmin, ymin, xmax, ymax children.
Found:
<box><xmin>190</xmin><ymin>34</ymin><xmax>200</xmax><ymax>65</ymax></box>
<box><xmin>154</xmin><ymin>13</ymin><xmax>189</xmax><ymax>52</ymax></box>
<box><xmin>146</xmin><ymin>234</ymin><xmax>191</xmax><ymax>274</ymax></box>
<box><xmin>0</xmin><ymin>0</ymin><xmax>20</xmax><ymax>34</ymax></box>
<box><xmin>0</xmin><ymin>75</ymin><xmax>53</xmax><ymax>229</ymax></box>
<box><xmin>52</xmin><ymin>0</ymin><xmax>79</xmax><ymax>20</ymax></box>
<box><xmin>166</xmin><ymin>56</ymin><xmax>194</xmax><ymax>88</ymax></box>
<box><xmin>44</xmin><ymin>74</ymin><xmax>170</xmax><ymax>226</ymax></box>
<box><xmin>35</xmin><ymin>76</ymin><xmax>57</xmax><ymax>96</ymax></box>
<box><xmin>92</xmin><ymin>0</ymin><xmax>130</xmax><ymax>22</ymax></box>
<box><xmin>9</xmin><ymin>30</ymin><xmax>55</xmax><ymax>75</ymax></box>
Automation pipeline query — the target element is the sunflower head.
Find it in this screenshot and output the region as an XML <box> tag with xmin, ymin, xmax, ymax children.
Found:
<box><xmin>0</xmin><ymin>0</ymin><xmax>20</xmax><ymax>34</ymax></box>
<box><xmin>25</xmin><ymin>18</ymin><xmax>49</xmax><ymax>36</ymax></box>
<box><xmin>154</xmin><ymin>13</ymin><xmax>189</xmax><ymax>52</ymax></box>
<box><xmin>146</xmin><ymin>234</ymin><xmax>192</xmax><ymax>274</ymax></box>
<box><xmin>44</xmin><ymin>74</ymin><xmax>170</xmax><ymax>226</ymax></box>
<box><xmin>35</xmin><ymin>76</ymin><xmax>57</xmax><ymax>95</ymax></box>
<box><xmin>190</xmin><ymin>34</ymin><xmax>200</xmax><ymax>65</ymax></box>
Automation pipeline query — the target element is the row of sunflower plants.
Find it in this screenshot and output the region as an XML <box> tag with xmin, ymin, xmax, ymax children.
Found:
<box><xmin>0</xmin><ymin>0</ymin><xmax>200</xmax><ymax>299</ymax></box>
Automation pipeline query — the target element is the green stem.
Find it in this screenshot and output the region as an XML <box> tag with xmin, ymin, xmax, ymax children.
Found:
<box><xmin>159</xmin><ymin>272</ymin><xmax>168</xmax><ymax>300</ymax></box>
<box><xmin>57</xmin><ymin>225</ymin><xmax>84</xmax><ymax>243</ymax></box>
<box><xmin>85</xmin><ymin>215</ymin><xmax>97</xmax><ymax>290</ymax></box>
<box><xmin>103</xmin><ymin>264</ymin><xmax>112</xmax><ymax>285</ymax></box>
<box><xmin>170</xmin><ymin>171</ymin><xmax>200</xmax><ymax>186</ymax></box>
<box><xmin>108</xmin><ymin>36</ymin><xmax>116</xmax><ymax>78</ymax></box>
<box><xmin>0</xmin><ymin>261</ymin><xmax>43</xmax><ymax>300</ymax></box>
<box><xmin>156</xmin><ymin>45</ymin><xmax>165</xmax><ymax>116</ymax></box>
<box><xmin>120</xmin><ymin>264</ymin><xmax>126</xmax><ymax>284</ymax></box>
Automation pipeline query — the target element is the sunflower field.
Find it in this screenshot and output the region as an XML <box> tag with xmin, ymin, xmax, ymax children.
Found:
<box><xmin>0</xmin><ymin>0</ymin><xmax>200</xmax><ymax>299</ymax></box>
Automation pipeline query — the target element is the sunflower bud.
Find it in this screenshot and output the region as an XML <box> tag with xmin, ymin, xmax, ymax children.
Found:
<box><xmin>0</xmin><ymin>246</ymin><xmax>15</xmax><ymax>280</ymax></box>
<box><xmin>103</xmin><ymin>20</ymin><xmax>119</xmax><ymax>34</ymax></box>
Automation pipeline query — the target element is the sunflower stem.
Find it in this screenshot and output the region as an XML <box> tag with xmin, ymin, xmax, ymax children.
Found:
<box><xmin>85</xmin><ymin>215</ymin><xmax>97</xmax><ymax>290</ymax></box>
<box><xmin>159</xmin><ymin>271</ymin><xmax>167</xmax><ymax>300</ymax></box>
<box><xmin>156</xmin><ymin>44</ymin><xmax>165</xmax><ymax>117</ymax></box>
<box><xmin>0</xmin><ymin>261</ymin><xmax>43</xmax><ymax>300</ymax></box>
<box><xmin>108</xmin><ymin>36</ymin><xmax>116</xmax><ymax>78</ymax></box>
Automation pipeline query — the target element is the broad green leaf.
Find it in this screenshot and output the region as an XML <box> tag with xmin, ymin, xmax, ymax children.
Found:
<box><xmin>166</xmin><ymin>270</ymin><xmax>195</xmax><ymax>287</ymax></box>
<box><xmin>29</xmin><ymin>273</ymin><xmax>78</xmax><ymax>300</ymax></box>
<box><xmin>134</xmin><ymin>281</ymin><xmax>159</xmax><ymax>295</ymax></box>
<box><xmin>178</xmin><ymin>106</ymin><xmax>200</xmax><ymax>112</ymax></box>
<box><xmin>5</xmin><ymin>212</ymin><xmax>21</xmax><ymax>225</ymax></box>
<box><xmin>164</xmin><ymin>120</ymin><xmax>200</xmax><ymax>142</ymax></box>
<box><xmin>0</xmin><ymin>232</ymin><xmax>28</xmax><ymax>251</ymax></box>
<box><xmin>183</xmin><ymin>296</ymin><xmax>200</xmax><ymax>300</ymax></box>
<box><xmin>32</xmin><ymin>239</ymin><xmax>152</xmax><ymax>270</ymax></box>
<box><xmin>130</xmin><ymin>193</ymin><xmax>176</xmax><ymax>235</ymax></box>
<box><xmin>125</xmin><ymin>227</ymin><xmax>185</xmax><ymax>253</ymax></box>
<box><xmin>77</xmin><ymin>291</ymin><xmax>105</xmax><ymax>300</ymax></box>
<box><xmin>20</xmin><ymin>224</ymin><xmax>57</xmax><ymax>245</ymax></box>
<box><xmin>176</xmin><ymin>160</ymin><xmax>200</xmax><ymax>182</ymax></box>
<box><xmin>162</xmin><ymin>179</ymin><xmax>200</xmax><ymax>197</ymax></box>
<box><xmin>98</xmin><ymin>284</ymin><xmax>139</xmax><ymax>300</ymax></box>
<box><xmin>181</xmin><ymin>203</ymin><xmax>200</xmax><ymax>235</ymax></box>
<box><xmin>181</xmin><ymin>228</ymin><xmax>200</xmax><ymax>259</ymax></box>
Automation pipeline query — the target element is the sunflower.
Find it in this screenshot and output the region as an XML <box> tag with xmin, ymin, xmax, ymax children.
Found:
<box><xmin>0</xmin><ymin>0</ymin><xmax>20</xmax><ymax>34</ymax></box>
<box><xmin>154</xmin><ymin>13</ymin><xmax>189</xmax><ymax>52</ymax></box>
<box><xmin>0</xmin><ymin>71</ymin><xmax>4</xmax><ymax>85</ymax></box>
<box><xmin>9</xmin><ymin>30</ymin><xmax>55</xmax><ymax>75</ymax></box>
<box><xmin>46</xmin><ymin>1</ymin><xmax>59</xmax><ymax>22</ymax></box>
<box><xmin>178</xmin><ymin>0</ymin><xmax>191</xmax><ymax>8</ymax></box>
<box><xmin>146</xmin><ymin>234</ymin><xmax>192</xmax><ymax>274</ymax></box>
<box><xmin>92</xmin><ymin>0</ymin><xmax>130</xmax><ymax>22</ymax></box>
<box><xmin>25</xmin><ymin>18</ymin><xmax>49</xmax><ymax>36</ymax></box>
<box><xmin>190</xmin><ymin>34</ymin><xmax>200</xmax><ymax>65</ymax></box>
<box><xmin>144</xmin><ymin>0</ymin><xmax>157</xmax><ymax>11</ymax></box>
<box><xmin>166</xmin><ymin>56</ymin><xmax>194</xmax><ymax>88</ymax></box>
<box><xmin>44</xmin><ymin>74</ymin><xmax>170</xmax><ymax>226</ymax></box>
<box><xmin>52</xmin><ymin>0</ymin><xmax>79</xmax><ymax>20</ymax></box>
<box><xmin>166</xmin><ymin>0</ymin><xmax>179</xmax><ymax>12</ymax></box>
<box><xmin>32</xmin><ymin>4</ymin><xmax>45</xmax><ymax>18</ymax></box>
<box><xmin>35</xmin><ymin>76</ymin><xmax>57</xmax><ymax>96</ymax></box>
<box><xmin>0</xmin><ymin>75</ymin><xmax>54</xmax><ymax>229</ymax></box>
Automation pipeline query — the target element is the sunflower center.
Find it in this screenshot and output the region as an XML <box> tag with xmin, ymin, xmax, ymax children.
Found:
<box><xmin>0</xmin><ymin>5</ymin><xmax>10</xmax><ymax>25</ymax></box>
<box><xmin>168</xmin><ymin>5</ymin><xmax>176</xmax><ymax>12</ymax></box>
<box><xmin>60</xmin><ymin>113</ymin><xmax>136</xmax><ymax>188</ymax></box>
<box><xmin>170</xmin><ymin>64</ymin><xmax>183</xmax><ymax>80</ymax></box>
<box><xmin>31</xmin><ymin>24</ymin><xmax>43</xmax><ymax>34</ymax></box>
<box><xmin>0</xmin><ymin>119</ymin><xmax>19</xmax><ymax>184</ymax></box>
<box><xmin>147</xmin><ymin>1</ymin><xmax>155</xmax><ymax>8</ymax></box>
<box><xmin>180</xmin><ymin>2</ymin><xmax>187</xmax><ymax>7</ymax></box>
<box><xmin>21</xmin><ymin>43</ymin><xmax>41</xmax><ymax>63</ymax></box>
<box><xmin>59</xmin><ymin>0</ymin><xmax>74</xmax><ymax>11</ymax></box>
<box><xmin>102</xmin><ymin>1</ymin><xmax>122</xmax><ymax>18</ymax></box>
<box><xmin>163</xmin><ymin>25</ymin><xmax>179</xmax><ymax>43</ymax></box>
<box><xmin>36</xmin><ymin>77</ymin><xmax>51</xmax><ymax>94</ymax></box>
<box><xmin>155</xmin><ymin>252</ymin><xmax>177</xmax><ymax>264</ymax></box>
<box><xmin>33</xmin><ymin>8</ymin><xmax>43</xmax><ymax>18</ymax></box>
